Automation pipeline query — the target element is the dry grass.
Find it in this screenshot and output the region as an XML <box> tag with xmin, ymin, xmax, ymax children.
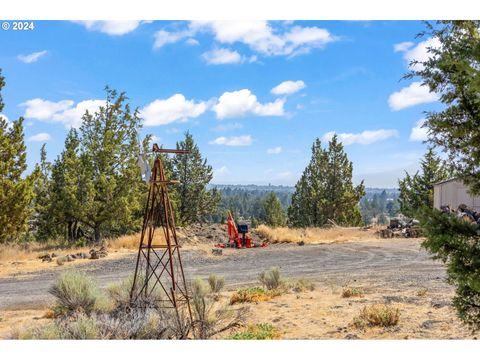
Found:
<box><xmin>230</xmin><ymin>287</ymin><xmax>272</xmax><ymax>305</ymax></box>
<box><xmin>256</xmin><ymin>225</ymin><xmax>378</xmax><ymax>245</ymax></box>
<box><xmin>342</xmin><ymin>287</ymin><xmax>364</xmax><ymax>298</ymax></box>
<box><xmin>353</xmin><ymin>304</ymin><xmax>400</xmax><ymax>328</ymax></box>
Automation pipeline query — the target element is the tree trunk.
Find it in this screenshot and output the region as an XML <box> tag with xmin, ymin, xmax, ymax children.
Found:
<box><xmin>94</xmin><ymin>224</ymin><xmax>101</xmax><ymax>243</ymax></box>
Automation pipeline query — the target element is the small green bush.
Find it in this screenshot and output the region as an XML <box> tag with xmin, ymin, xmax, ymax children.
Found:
<box><xmin>208</xmin><ymin>274</ymin><xmax>225</xmax><ymax>293</ymax></box>
<box><xmin>49</xmin><ymin>271</ymin><xmax>99</xmax><ymax>315</ymax></box>
<box><xmin>228</xmin><ymin>323</ymin><xmax>279</xmax><ymax>340</ymax></box>
<box><xmin>230</xmin><ymin>287</ymin><xmax>270</xmax><ymax>304</ymax></box>
<box><xmin>258</xmin><ymin>267</ymin><xmax>282</xmax><ymax>290</ymax></box>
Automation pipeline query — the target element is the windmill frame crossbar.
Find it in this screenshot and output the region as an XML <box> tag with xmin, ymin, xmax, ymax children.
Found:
<box><xmin>130</xmin><ymin>145</ymin><xmax>192</xmax><ymax>321</ymax></box>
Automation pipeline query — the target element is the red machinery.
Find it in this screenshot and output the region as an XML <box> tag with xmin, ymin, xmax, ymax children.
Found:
<box><xmin>215</xmin><ymin>210</ymin><xmax>267</xmax><ymax>249</ymax></box>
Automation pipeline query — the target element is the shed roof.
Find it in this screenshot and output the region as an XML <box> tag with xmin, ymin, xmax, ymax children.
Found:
<box><xmin>433</xmin><ymin>177</ymin><xmax>459</xmax><ymax>186</ymax></box>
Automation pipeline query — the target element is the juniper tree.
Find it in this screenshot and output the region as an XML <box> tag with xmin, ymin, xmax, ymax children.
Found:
<box><xmin>409</xmin><ymin>21</ymin><xmax>480</xmax><ymax>329</ymax></box>
<box><xmin>398</xmin><ymin>147</ymin><xmax>450</xmax><ymax>217</ymax></box>
<box><xmin>288</xmin><ymin>135</ymin><xmax>364</xmax><ymax>227</ymax></box>
<box><xmin>0</xmin><ymin>70</ymin><xmax>36</xmax><ymax>243</ymax></box>
<box><xmin>261</xmin><ymin>192</ymin><xmax>286</xmax><ymax>227</ymax></box>
<box><xmin>171</xmin><ymin>132</ymin><xmax>220</xmax><ymax>225</ymax></box>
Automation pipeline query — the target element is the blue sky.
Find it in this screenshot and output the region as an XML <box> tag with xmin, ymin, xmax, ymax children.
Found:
<box><xmin>0</xmin><ymin>20</ymin><xmax>442</xmax><ymax>187</ymax></box>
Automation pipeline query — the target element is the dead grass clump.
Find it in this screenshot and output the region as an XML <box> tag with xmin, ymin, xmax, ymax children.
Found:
<box><xmin>342</xmin><ymin>287</ymin><xmax>364</xmax><ymax>298</ymax></box>
<box><xmin>416</xmin><ymin>288</ymin><xmax>428</xmax><ymax>297</ymax></box>
<box><xmin>230</xmin><ymin>287</ymin><xmax>272</xmax><ymax>305</ymax></box>
<box><xmin>353</xmin><ymin>304</ymin><xmax>400</xmax><ymax>328</ymax></box>
<box><xmin>106</xmin><ymin>234</ymin><xmax>140</xmax><ymax>250</ymax></box>
<box><xmin>289</xmin><ymin>278</ymin><xmax>315</xmax><ymax>293</ymax></box>
<box><xmin>256</xmin><ymin>224</ymin><xmax>377</xmax><ymax>245</ymax></box>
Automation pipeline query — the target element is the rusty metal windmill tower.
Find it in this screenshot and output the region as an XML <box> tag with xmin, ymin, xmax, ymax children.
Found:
<box><xmin>130</xmin><ymin>143</ymin><xmax>192</xmax><ymax>321</ymax></box>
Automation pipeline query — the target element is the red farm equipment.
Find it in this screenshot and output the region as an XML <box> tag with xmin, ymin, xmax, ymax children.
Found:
<box><xmin>215</xmin><ymin>210</ymin><xmax>267</xmax><ymax>249</ymax></box>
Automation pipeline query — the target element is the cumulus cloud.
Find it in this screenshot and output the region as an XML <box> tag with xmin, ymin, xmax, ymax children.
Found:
<box><xmin>17</xmin><ymin>50</ymin><xmax>48</xmax><ymax>64</ymax></box>
<box><xmin>28</xmin><ymin>132</ymin><xmax>51</xmax><ymax>142</ymax></box>
<box><xmin>388</xmin><ymin>82</ymin><xmax>439</xmax><ymax>111</ymax></box>
<box><xmin>185</xmin><ymin>38</ymin><xmax>199</xmax><ymax>46</ymax></box>
<box><xmin>74</xmin><ymin>21</ymin><xmax>146</xmax><ymax>36</ymax></box>
<box><xmin>154</xmin><ymin>29</ymin><xmax>192</xmax><ymax>49</ymax></box>
<box><xmin>395</xmin><ymin>37</ymin><xmax>441</xmax><ymax>70</ymax></box>
<box><xmin>322</xmin><ymin>129</ymin><xmax>399</xmax><ymax>145</ymax></box>
<box><xmin>213</xmin><ymin>89</ymin><xmax>285</xmax><ymax>119</ymax></box>
<box><xmin>409</xmin><ymin>119</ymin><xmax>429</xmax><ymax>142</ymax></box>
<box><xmin>140</xmin><ymin>94</ymin><xmax>208</xmax><ymax>126</ymax></box>
<box><xmin>202</xmin><ymin>48</ymin><xmax>244</xmax><ymax>65</ymax></box>
<box><xmin>155</xmin><ymin>21</ymin><xmax>337</xmax><ymax>58</ymax></box>
<box><xmin>271</xmin><ymin>80</ymin><xmax>305</xmax><ymax>95</ymax></box>
<box><xmin>267</xmin><ymin>146</ymin><xmax>282</xmax><ymax>154</ymax></box>
<box><xmin>20</xmin><ymin>98</ymin><xmax>106</xmax><ymax>128</ymax></box>
<box><xmin>209</xmin><ymin>135</ymin><xmax>252</xmax><ymax>146</ymax></box>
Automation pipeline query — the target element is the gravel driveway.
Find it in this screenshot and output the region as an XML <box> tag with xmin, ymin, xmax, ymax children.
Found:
<box><xmin>0</xmin><ymin>238</ymin><xmax>451</xmax><ymax>310</ymax></box>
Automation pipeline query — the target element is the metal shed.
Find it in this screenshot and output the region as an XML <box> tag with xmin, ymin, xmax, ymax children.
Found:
<box><xmin>433</xmin><ymin>178</ymin><xmax>480</xmax><ymax>211</ymax></box>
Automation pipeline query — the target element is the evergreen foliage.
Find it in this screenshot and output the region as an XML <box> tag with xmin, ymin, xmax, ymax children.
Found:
<box><xmin>287</xmin><ymin>135</ymin><xmax>365</xmax><ymax>227</ymax></box>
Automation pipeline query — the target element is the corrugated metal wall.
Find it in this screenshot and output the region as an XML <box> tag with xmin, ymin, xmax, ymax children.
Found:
<box><xmin>433</xmin><ymin>180</ymin><xmax>480</xmax><ymax>210</ymax></box>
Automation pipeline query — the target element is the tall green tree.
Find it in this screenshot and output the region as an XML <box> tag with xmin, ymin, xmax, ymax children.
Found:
<box><xmin>0</xmin><ymin>70</ymin><xmax>36</xmax><ymax>243</ymax></box>
<box><xmin>171</xmin><ymin>132</ymin><xmax>220</xmax><ymax>225</ymax></box>
<box><xmin>288</xmin><ymin>136</ymin><xmax>365</xmax><ymax>227</ymax></box>
<box><xmin>31</xmin><ymin>144</ymin><xmax>53</xmax><ymax>241</ymax></box>
<box><xmin>398</xmin><ymin>147</ymin><xmax>450</xmax><ymax>217</ymax></box>
<box><xmin>409</xmin><ymin>21</ymin><xmax>480</xmax><ymax>329</ymax></box>
<box><xmin>261</xmin><ymin>192</ymin><xmax>286</xmax><ymax>227</ymax></box>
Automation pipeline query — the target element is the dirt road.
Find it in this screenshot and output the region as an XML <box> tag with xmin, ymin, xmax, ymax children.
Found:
<box><xmin>0</xmin><ymin>238</ymin><xmax>450</xmax><ymax>310</ymax></box>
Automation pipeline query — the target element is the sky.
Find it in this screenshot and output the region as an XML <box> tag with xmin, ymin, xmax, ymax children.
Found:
<box><xmin>0</xmin><ymin>20</ymin><xmax>443</xmax><ymax>187</ymax></box>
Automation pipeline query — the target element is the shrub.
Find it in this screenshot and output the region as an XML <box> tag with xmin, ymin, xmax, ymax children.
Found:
<box><xmin>353</xmin><ymin>304</ymin><xmax>400</xmax><ymax>328</ymax></box>
<box><xmin>230</xmin><ymin>287</ymin><xmax>271</xmax><ymax>305</ymax></box>
<box><xmin>258</xmin><ymin>267</ymin><xmax>282</xmax><ymax>290</ymax></box>
<box><xmin>289</xmin><ymin>278</ymin><xmax>315</xmax><ymax>293</ymax></box>
<box><xmin>228</xmin><ymin>323</ymin><xmax>279</xmax><ymax>340</ymax></box>
<box><xmin>342</xmin><ymin>287</ymin><xmax>364</xmax><ymax>298</ymax></box>
<box><xmin>416</xmin><ymin>288</ymin><xmax>428</xmax><ymax>297</ymax></box>
<box><xmin>49</xmin><ymin>271</ymin><xmax>99</xmax><ymax>315</ymax></box>
<box><xmin>208</xmin><ymin>274</ymin><xmax>225</xmax><ymax>294</ymax></box>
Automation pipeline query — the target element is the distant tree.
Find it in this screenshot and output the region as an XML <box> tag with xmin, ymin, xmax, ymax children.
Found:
<box><xmin>398</xmin><ymin>147</ymin><xmax>449</xmax><ymax>217</ymax></box>
<box><xmin>171</xmin><ymin>132</ymin><xmax>220</xmax><ymax>225</ymax></box>
<box><xmin>261</xmin><ymin>192</ymin><xmax>286</xmax><ymax>227</ymax></box>
<box><xmin>0</xmin><ymin>70</ymin><xmax>36</xmax><ymax>243</ymax></box>
<box><xmin>288</xmin><ymin>136</ymin><xmax>365</xmax><ymax>227</ymax></box>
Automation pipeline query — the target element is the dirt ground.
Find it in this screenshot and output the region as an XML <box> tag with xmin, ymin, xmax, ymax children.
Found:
<box><xmin>0</xmin><ymin>236</ymin><xmax>475</xmax><ymax>339</ymax></box>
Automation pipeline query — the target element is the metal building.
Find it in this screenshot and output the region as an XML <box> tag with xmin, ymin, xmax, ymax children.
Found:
<box><xmin>433</xmin><ymin>178</ymin><xmax>480</xmax><ymax>211</ymax></box>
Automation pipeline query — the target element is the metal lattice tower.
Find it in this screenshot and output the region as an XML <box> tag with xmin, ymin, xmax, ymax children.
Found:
<box><xmin>130</xmin><ymin>144</ymin><xmax>192</xmax><ymax>321</ymax></box>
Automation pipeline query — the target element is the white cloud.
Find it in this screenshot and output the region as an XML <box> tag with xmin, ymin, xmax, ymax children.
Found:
<box><xmin>212</xmin><ymin>122</ymin><xmax>243</xmax><ymax>132</ymax></box>
<box><xmin>202</xmin><ymin>48</ymin><xmax>244</xmax><ymax>65</ymax></box>
<box><xmin>74</xmin><ymin>21</ymin><xmax>146</xmax><ymax>36</ymax></box>
<box><xmin>267</xmin><ymin>146</ymin><xmax>282</xmax><ymax>154</ymax></box>
<box><xmin>20</xmin><ymin>98</ymin><xmax>105</xmax><ymax>128</ymax></box>
<box><xmin>209</xmin><ymin>135</ymin><xmax>252</xmax><ymax>146</ymax></box>
<box><xmin>214</xmin><ymin>166</ymin><xmax>229</xmax><ymax>175</ymax></box>
<box><xmin>396</xmin><ymin>37</ymin><xmax>441</xmax><ymax>70</ymax></box>
<box><xmin>185</xmin><ymin>38</ymin><xmax>199</xmax><ymax>46</ymax></box>
<box><xmin>140</xmin><ymin>94</ymin><xmax>208</xmax><ymax>126</ymax></box>
<box><xmin>154</xmin><ymin>29</ymin><xmax>192</xmax><ymax>49</ymax></box>
<box><xmin>28</xmin><ymin>132</ymin><xmax>51</xmax><ymax>142</ymax></box>
<box><xmin>322</xmin><ymin>129</ymin><xmax>399</xmax><ymax>145</ymax></box>
<box><xmin>213</xmin><ymin>89</ymin><xmax>285</xmax><ymax>119</ymax></box>
<box><xmin>409</xmin><ymin>119</ymin><xmax>429</xmax><ymax>142</ymax></box>
<box><xmin>157</xmin><ymin>21</ymin><xmax>337</xmax><ymax>58</ymax></box>
<box><xmin>17</xmin><ymin>50</ymin><xmax>48</xmax><ymax>64</ymax></box>
<box><xmin>271</xmin><ymin>80</ymin><xmax>305</xmax><ymax>95</ymax></box>
<box><xmin>393</xmin><ymin>42</ymin><xmax>414</xmax><ymax>53</ymax></box>
<box><xmin>388</xmin><ymin>82</ymin><xmax>439</xmax><ymax>111</ymax></box>
<box><xmin>0</xmin><ymin>114</ymin><xmax>9</xmax><ymax>123</ymax></box>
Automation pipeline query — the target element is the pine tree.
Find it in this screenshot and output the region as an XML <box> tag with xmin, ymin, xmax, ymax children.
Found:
<box><xmin>288</xmin><ymin>136</ymin><xmax>364</xmax><ymax>227</ymax></box>
<box><xmin>0</xmin><ymin>70</ymin><xmax>36</xmax><ymax>243</ymax></box>
<box><xmin>261</xmin><ymin>192</ymin><xmax>286</xmax><ymax>227</ymax></box>
<box><xmin>171</xmin><ymin>132</ymin><xmax>220</xmax><ymax>225</ymax></box>
<box><xmin>31</xmin><ymin>144</ymin><xmax>53</xmax><ymax>241</ymax></box>
<box><xmin>398</xmin><ymin>147</ymin><xmax>449</xmax><ymax>217</ymax></box>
